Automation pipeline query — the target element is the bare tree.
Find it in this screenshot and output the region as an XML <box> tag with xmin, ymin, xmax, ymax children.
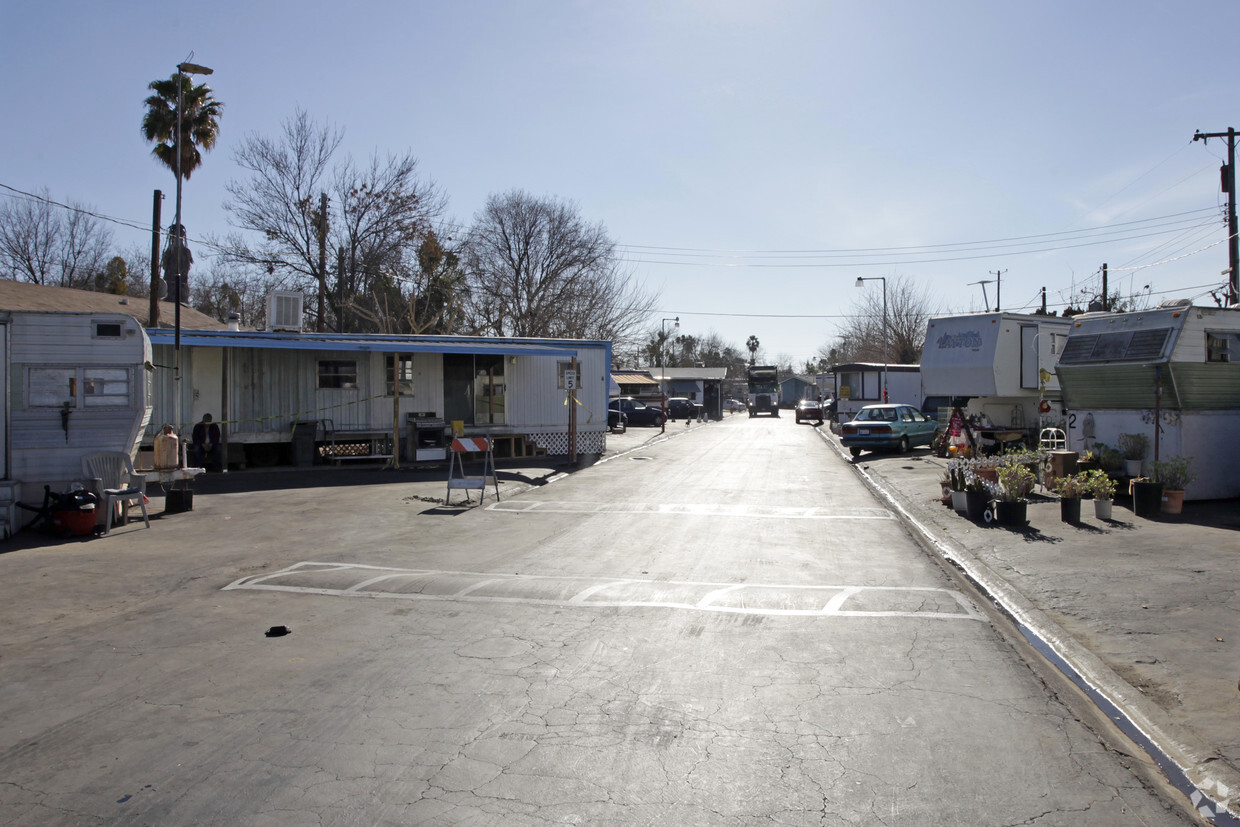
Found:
<box><xmin>221</xmin><ymin>109</ymin><xmax>447</xmax><ymax>332</ymax></box>
<box><xmin>827</xmin><ymin>275</ymin><xmax>939</xmax><ymax>365</ymax></box>
<box><xmin>0</xmin><ymin>190</ymin><xmax>112</xmax><ymax>288</ymax></box>
<box><xmin>463</xmin><ymin>190</ymin><xmax>657</xmax><ymax>347</ymax></box>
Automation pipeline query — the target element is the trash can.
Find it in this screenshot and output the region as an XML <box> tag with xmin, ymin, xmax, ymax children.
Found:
<box><xmin>292</xmin><ymin>421</ymin><xmax>318</xmax><ymax>467</ymax></box>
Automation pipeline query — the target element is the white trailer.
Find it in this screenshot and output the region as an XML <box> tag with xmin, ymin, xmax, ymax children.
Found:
<box><xmin>0</xmin><ymin>311</ymin><xmax>153</xmax><ymax>535</ymax></box>
<box><xmin>1056</xmin><ymin>302</ymin><xmax>1240</xmax><ymax>500</ymax></box>
<box><xmin>921</xmin><ymin>312</ymin><xmax>1072</xmax><ymax>438</ymax></box>
<box><xmin>827</xmin><ymin>363</ymin><xmax>922</xmax><ymax>422</ymax></box>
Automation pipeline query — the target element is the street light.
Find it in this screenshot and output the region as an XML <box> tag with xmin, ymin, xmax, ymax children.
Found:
<box><xmin>173</xmin><ymin>56</ymin><xmax>213</xmax><ymax>447</ymax></box>
<box><xmin>660</xmin><ymin>316</ymin><xmax>679</xmax><ymax>434</ymax></box>
<box><xmin>855</xmin><ymin>277</ymin><xmax>888</xmax><ymax>402</ymax></box>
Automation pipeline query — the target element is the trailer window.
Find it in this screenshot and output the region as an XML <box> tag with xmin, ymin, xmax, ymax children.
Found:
<box><xmin>82</xmin><ymin>368</ymin><xmax>130</xmax><ymax>407</ymax></box>
<box><xmin>318</xmin><ymin>360</ymin><xmax>357</xmax><ymax>389</ymax></box>
<box><xmin>385</xmin><ymin>354</ymin><xmax>414</xmax><ymax>395</ymax></box>
<box><xmin>28</xmin><ymin>367</ymin><xmax>130</xmax><ymax>408</ymax></box>
<box><xmin>1206</xmin><ymin>331</ymin><xmax>1233</xmax><ymax>363</ymax></box>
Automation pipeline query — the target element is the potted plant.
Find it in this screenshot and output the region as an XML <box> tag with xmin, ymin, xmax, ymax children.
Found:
<box><xmin>1151</xmin><ymin>455</ymin><xmax>1195</xmax><ymax>515</ymax></box>
<box><xmin>1093</xmin><ymin>443</ymin><xmax>1124</xmax><ymax>475</ymax></box>
<box><xmin>1117</xmin><ymin>433</ymin><xmax>1149</xmax><ymax>478</ymax></box>
<box><xmin>994</xmin><ymin>461</ymin><xmax>1035</xmax><ymax>527</ymax></box>
<box><xmin>1051</xmin><ymin>472</ymin><xmax>1089</xmax><ymax>523</ymax></box>
<box><xmin>1084</xmin><ymin>469</ymin><xmax>1116</xmax><ymax>520</ymax></box>
<box><xmin>963</xmin><ymin>470</ymin><xmax>992</xmax><ymax>523</ymax></box>
<box><xmin>946</xmin><ymin>460</ymin><xmax>969</xmax><ymax>513</ymax></box>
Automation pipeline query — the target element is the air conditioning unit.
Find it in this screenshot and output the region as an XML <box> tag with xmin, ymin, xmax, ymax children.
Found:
<box><xmin>267</xmin><ymin>291</ymin><xmax>304</xmax><ymax>332</ymax></box>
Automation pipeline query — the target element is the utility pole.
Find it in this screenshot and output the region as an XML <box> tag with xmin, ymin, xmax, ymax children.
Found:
<box><xmin>317</xmin><ymin>192</ymin><xmax>328</xmax><ymax>332</ymax></box>
<box><xmin>1101</xmin><ymin>263</ymin><xmax>1108</xmax><ymax>311</ymax></box>
<box><xmin>149</xmin><ymin>190</ymin><xmax>162</xmax><ymax>329</ymax></box>
<box><xmin>989</xmin><ymin>269</ymin><xmax>1006</xmax><ymax>311</ymax></box>
<box><xmin>1193</xmin><ymin>129</ymin><xmax>1240</xmax><ymax>305</ymax></box>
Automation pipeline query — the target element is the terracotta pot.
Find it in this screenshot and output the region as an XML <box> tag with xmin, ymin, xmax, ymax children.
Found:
<box><xmin>1161</xmin><ymin>489</ymin><xmax>1185</xmax><ymax>515</ymax></box>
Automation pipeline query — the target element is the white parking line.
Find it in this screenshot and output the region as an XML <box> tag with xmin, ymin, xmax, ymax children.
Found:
<box><xmin>486</xmin><ymin>501</ymin><xmax>894</xmax><ymax>520</ymax></box>
<box><xmin>223</xmin><ymin>562</ymin><xmax>983</xmax><ymax>621</ymax></box>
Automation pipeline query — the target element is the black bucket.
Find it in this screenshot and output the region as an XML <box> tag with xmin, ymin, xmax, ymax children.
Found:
<box><xmin>1131</xmin><ymin>481</ymin><xmax>1163</xmax><ymax>518</ymax></box>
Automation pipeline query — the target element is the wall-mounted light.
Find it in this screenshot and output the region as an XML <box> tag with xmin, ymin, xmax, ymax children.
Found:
<box><xmin>508</xmin><ymin>355</ymin><xmax>517</xmax><ymax>365</ymax></box>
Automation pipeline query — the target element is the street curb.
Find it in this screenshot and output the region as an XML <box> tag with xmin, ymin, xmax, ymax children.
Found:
<box><xmin>814</xmin><ymin>427</ymin><xmax>1240</xmax><ymax>823</ymax></box>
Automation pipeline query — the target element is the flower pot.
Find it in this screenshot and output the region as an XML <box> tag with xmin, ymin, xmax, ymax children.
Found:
<box><xmin>1060</xmin><ymin>496</ymin><xmax>1081</xmax><ymax>524</ymax></box>
<box><xmin>951</xmin><ymin>490</ymin><xmax>968</xmax><ymax>513</ymax></box>
<box><xmin>1093</xmin><ymin>499</ymin><xmax>1113</xmax><ymax>521</ymax></box>
<box><xmin>995</xmin><ymin>500</ymin><xmax>1027</xmax><ymax>527</ymax></box>
<box><xmin>977</xmin><ymin>467</ymin><xmax>999</xmax><ymax>484</ymax></box>
<box><xmin>1123</xmin><ymin>459</ymin><xmax>1143</xmax><ymax>478</ymax></box>
<box><xmin>1130</xmin><ymin>480</ymin><xmax>1162</xmax><ymax>518</ymax></box>
<box><xmin>1161</xmin><ymin>489</ymin><xmax>1185</xmax><ymax>515</ymax></box>
<box><xmin>965</xmin><ymin>490</ymin><xmax>989</xmax><ymax>522</ymax></box>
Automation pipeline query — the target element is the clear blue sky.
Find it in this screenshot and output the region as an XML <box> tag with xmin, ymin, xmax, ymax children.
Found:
<box><xmin>2</xmin><ymin>1</ymin><xmax>1238</xmax><ymax>367</ymax></box>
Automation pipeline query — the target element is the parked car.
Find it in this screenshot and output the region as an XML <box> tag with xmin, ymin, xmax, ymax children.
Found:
<box><xmin>794</xmin><ymin>398</ymin><xmax>823</xmax><ymax>424</ymax></box>
<box><xmin>839</xmin><ymin>403</ymin><xmax>938</xmax><ymax>457</ymax></box>
<box><xmin>608</xmin><ymin>407</ymin><xmax>627</xmax><ymax>433</ymax></box>
<box><xmin>609</xmin><ymin>397</ymin><xmax>664</xmax><ymax>427</ymax></box>
<box><xmin>666</xmin><ymin>397</ymin><xmax>703</xmax><ymax>420</ymax></box>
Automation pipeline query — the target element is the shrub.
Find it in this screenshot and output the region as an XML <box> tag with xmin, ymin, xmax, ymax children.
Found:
<box><xmin>1084</xmin><ymin>469</ymin><xmax>1116</xmax><ymax>501</ymax></box>
<box><xmin>995</xmin><ymin>462</ymin><xmax>1036</xmax><ymax>502</ymax></box>
<box><xmin>1117</xmin><ymin>433</ymin><xmax>1149</xmax><ymax>462</ymax></box>
<box><xmin>1051</xmin><ymin>472</ymin><xmax>1089</xmax><ymax>499</ymax></box>
<box><xmin>1151</xmin><ymin>455</ymin><xmax>1195</xmax><ymax>490</ymax></box>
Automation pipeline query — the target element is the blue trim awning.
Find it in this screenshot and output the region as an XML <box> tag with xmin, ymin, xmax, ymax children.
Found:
<box><xmin>148</xmin><ymin>329</ymin><xmax>584</xmax><ymax>358</ymax></box>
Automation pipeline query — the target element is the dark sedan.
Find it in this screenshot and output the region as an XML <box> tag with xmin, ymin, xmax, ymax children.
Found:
<box><xmin>608</xmin><ymin>397</ymin><xmax>664</xmax><ymax>427</ymax></box>
<box><xmin>794</xmin><ymin>398</ymin><xmax>823</xmax><ymax>424</ymax></box>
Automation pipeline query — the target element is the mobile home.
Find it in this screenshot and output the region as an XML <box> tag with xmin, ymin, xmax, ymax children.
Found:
<box><xmin>0</xmin><ymin>311</ymin><xmax>153</xmax><ymax>535</ymax></box>
<box><xmin>921</xmin><ymin>312</ymin><xmax>1072</xmax><ymax>437</ymax></box>
<box><xmin>1055</xmin><ymin>302</ymin><xmax>1240</xmax><ymax>500</ymax></box>
<box><xmin>824</xmin><ymin>363</ymin><xmax>923</xmax><ymax>421</ymax></box>
<box><xmin>146</xmin><ymin>327</ymin><xmax>613</xmax><ymax>465</ymax></box>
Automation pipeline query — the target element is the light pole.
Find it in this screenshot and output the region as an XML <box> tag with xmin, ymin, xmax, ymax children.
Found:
<box><xmin>173</xmin><ymin>57</ymin><xmax>213</xmax><ymax>443</ymax></box>
<box><xmin>660</xmin><ymin>316</ymin><xmax>679</xmax><ymax>434</ymax></box>
<box><xmin>855</xmin><ymin>277</ymin><xmax>888</xmax><ymax>402</ymax></box>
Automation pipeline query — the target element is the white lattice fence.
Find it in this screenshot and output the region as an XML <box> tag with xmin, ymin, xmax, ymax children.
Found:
<box><xmin>527</xmin><ymin>432</ymin><xmax>606</xmax><ymax>455</ymax></box>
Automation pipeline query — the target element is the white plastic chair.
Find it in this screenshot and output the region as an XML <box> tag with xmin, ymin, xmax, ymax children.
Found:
<box><xmin>81</xmin><ymin>451</ymin><xmax>149</xmax><ymax>533</ymax></box>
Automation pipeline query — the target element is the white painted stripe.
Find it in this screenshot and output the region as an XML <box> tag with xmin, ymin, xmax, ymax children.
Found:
<box><xmin>486</xmin><ymin>501</ymin><xmax>894</xmax><ymax>520</ymax></box>
<box><xmin>223</xmin><ymin>562</ymin><xmax>982</xmax><ymax>621</ymax></box>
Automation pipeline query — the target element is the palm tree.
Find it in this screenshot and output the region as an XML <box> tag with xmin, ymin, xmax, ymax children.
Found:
<box><xmin>141</xmin><ymin>74</ymin><xmax>223</xmax><ymax>180</ymax></box>
<box><xmin>746</xmin><ymin>335</ymin><xmax>760</xmax><ymax>365</ymax></box>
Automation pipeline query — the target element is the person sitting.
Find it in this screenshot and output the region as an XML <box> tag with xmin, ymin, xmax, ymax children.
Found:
<box><xmin>190</xmin><ymin>413</ymin><xmax>222</xmax><ymax>471</ymax></box>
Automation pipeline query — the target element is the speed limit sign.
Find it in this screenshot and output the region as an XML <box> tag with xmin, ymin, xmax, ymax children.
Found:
<box><xmin>564</xmin><ymin>369</ymin><xmax>578</xmax><ymax>390</ymax></box>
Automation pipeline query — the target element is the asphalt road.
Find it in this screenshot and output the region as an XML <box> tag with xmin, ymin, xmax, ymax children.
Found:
<box><xmin>0</xmin><ymin>416</ymin><xmax>1189</xmax><ymax>825</ymax></box>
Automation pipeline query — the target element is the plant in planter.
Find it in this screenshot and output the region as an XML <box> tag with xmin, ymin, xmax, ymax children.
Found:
<box><xmin>1117</xmin><ymin>433</ymin><xmax>1149</xmax><ymax>477</ymax></box>
<box><xmin>1051</xmin><ymin>472</ymin><xmax>1089</xmax><ymax>523</ymax></box>
<box><xmin>994</xmin><ymin>461</ymin><xmax>1036</xmax><ymax>526</ymax></box>
<box><xmin>1084</xmin><ymin>469</ymin><xmax>1116</xmax><ymax>520</ymax></box>
<box><xmin>1151</xmin><ymin>455</ymin><xmax>1195</xmax><ymax>515</ymax></box>
<box><xmin>1092</xmin><ymin>442</ymin><xmax>1124</xmax><ymax>474</ymax></box>
<box><xmin>946</xmin><ymin>460</ymin><xmax>969</xmax><ymax>513</ymax></box>
<box><xmin>962</xmin><ymin>470</ymin><xmax>993</xmax><ymax>522</ymax></box>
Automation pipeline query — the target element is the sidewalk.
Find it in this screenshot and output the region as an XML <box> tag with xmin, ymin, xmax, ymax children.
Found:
<box><xmin>819</xmin><ymin>428</ymin><xmax>1240</xmax><ymax>822</ymax></box>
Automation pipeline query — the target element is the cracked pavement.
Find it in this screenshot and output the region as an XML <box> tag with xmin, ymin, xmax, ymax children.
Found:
<box><xmin>0</xmin><ymin>416</ymin><xmax>1192</xmax><ymax>824</ymax></box>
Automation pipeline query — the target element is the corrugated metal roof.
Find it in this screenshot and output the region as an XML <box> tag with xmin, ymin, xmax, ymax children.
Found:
<box><xmin>613</xmin><ymin>372</ymin><xmax>658</xmax><ymax>385</ymax></box>
<box><xmin>146</xmin><ymin>328</ymin><xmax>586</xmax><ymax>357</ymax></box>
